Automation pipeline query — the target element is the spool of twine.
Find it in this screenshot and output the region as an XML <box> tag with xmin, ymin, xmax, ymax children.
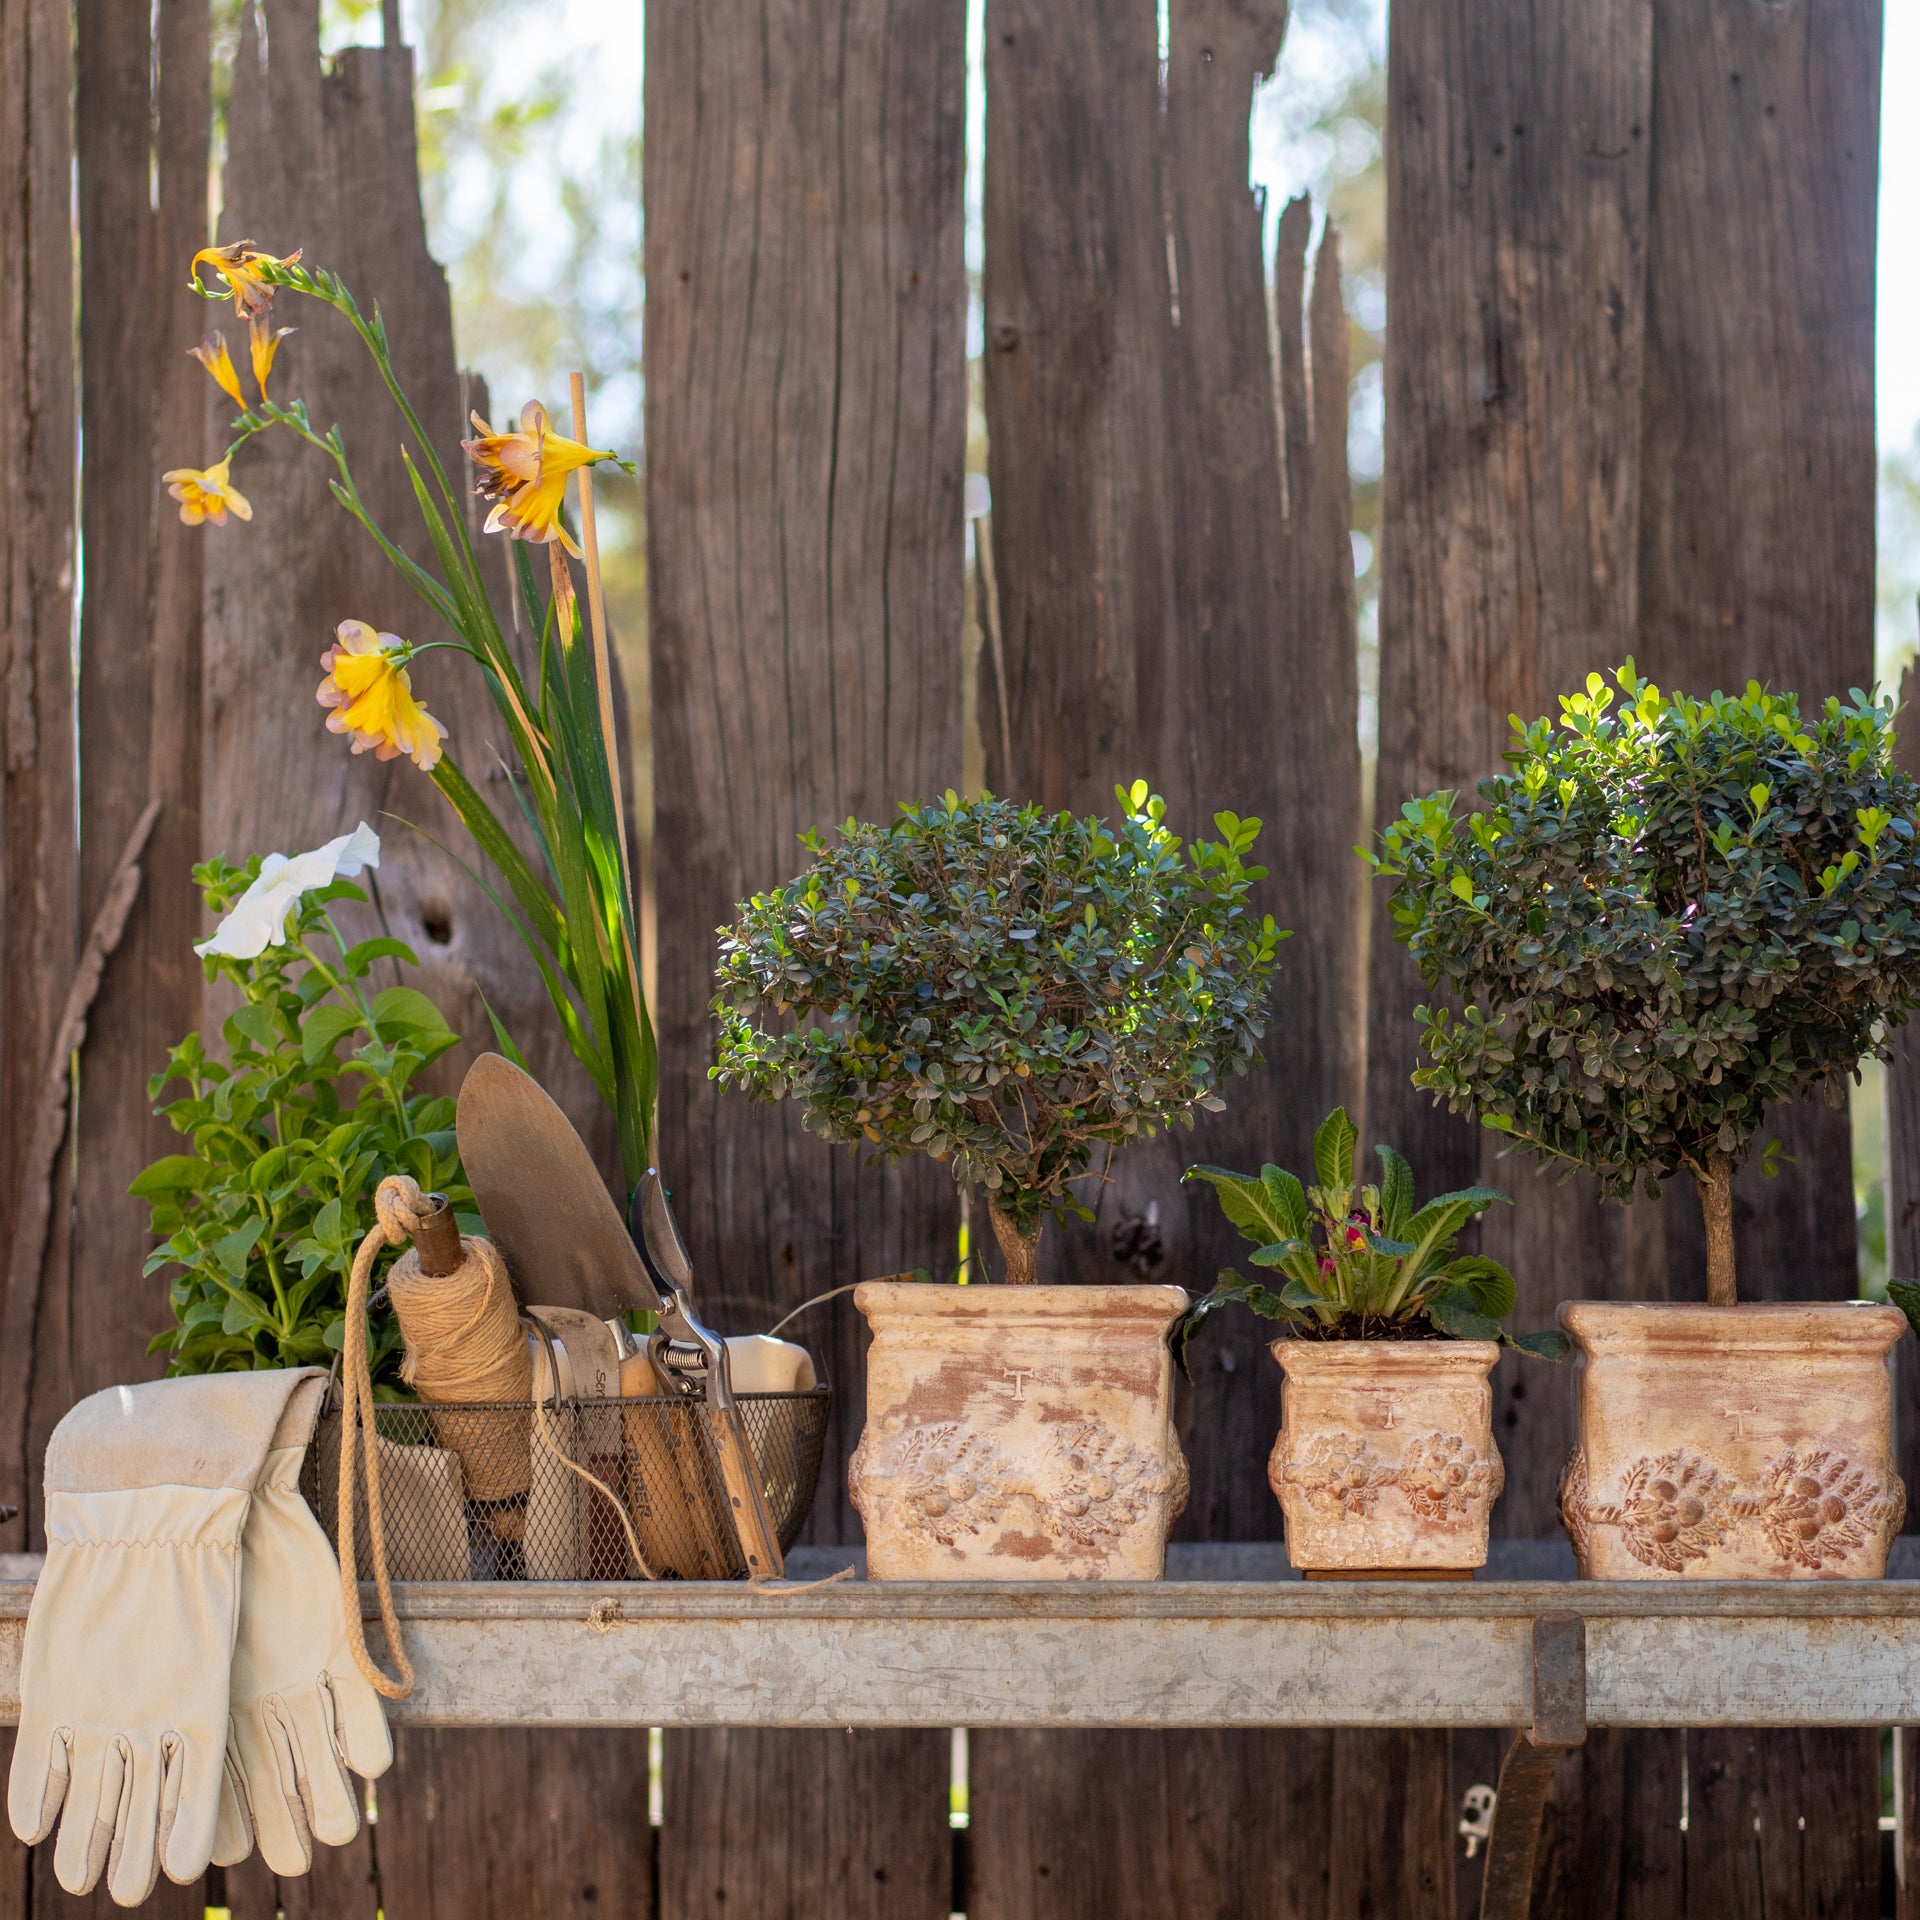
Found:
<box><xmin>386</xmin><ymin>1216</ymin><xmax>534</xmax><ymax>1508</ymax></box>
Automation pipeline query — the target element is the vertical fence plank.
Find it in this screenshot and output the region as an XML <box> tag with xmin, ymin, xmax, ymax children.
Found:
<box><xmin>1635</xmin><ymin>4</ymin><xmax>1883</xmax><ymax>1907</ymax></box>
<box><xmin>1685</xmin><ymin>1728</ymin><xmax>1881</xmax><ymax>1920</ymax></box>
<box><xmin>978</xmin><ymin>0</ymin><xmax>1169</xmax><ymax>819</ymax></box>
<box><xmin>1372</xmin><ymin>0</ymin><xmax>1658</xmax><ymax>1906</ymax></box>
<box><xmin>375</xmin><ymin>1727</ymin><xmax>655</xmax><ymax>1920</ymax></box>
<box><xmin>1891</xmin><ymin>667</ymin><xmax>1920</xmax><ymax>1538</ymax></box>
<box><xmin>0</xmin><ymin>0</ymin><xmax>73</xmax><ymax>1901</ymax></box>
<box><xmin>661</xmin><ymin>1729</ymin><xmax>949</xmax><ymax>1920</ymax></box>
<box><xmin>1893</xmin><ymin>670</ymin><xmax>1920</xmax><ymax>1920</ymax></box>
<box><xmin>975</xmin><ymin>0</ymin><xmax>1365</xmax><ymax>1909</ymax></box>
<box><xmin>200</xmin><ymin>8</ymin><xmax>650</xmax><ymax>1915</ymax></box>
<box><xmin>644</xmin><ymin>0</ymin><xmax>965</xmax><ymax>1908</ymax></box>
<box><xmin>0</xmin><ymin>0</ymin><xmax>78</xmax><ymax>1539</ymax></box>
<box><xmin>30</xmin><ymin>0</ymin><xmax>214</xmax><ymax>1660</ymax></box>
<box><xmin>1376</xmin><ymin>0</ymin><xmax>1882</xmax><ymax>1911</ymax></box>
<box><xmin>1523</xmin><ymin>1728</ymin><xmax>1685</xmax><ymax>1920</ymax></box>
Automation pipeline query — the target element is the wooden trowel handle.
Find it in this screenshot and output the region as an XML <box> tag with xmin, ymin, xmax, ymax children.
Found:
<box><xmin>706</xmin><ymin>1405</ymin><xmax>785</xmax><ymax>1582</ymax></box>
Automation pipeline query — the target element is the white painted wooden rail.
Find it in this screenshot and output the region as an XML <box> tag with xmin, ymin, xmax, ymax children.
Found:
<box><xmin>3</xmin><ymin>1567</ymin><xmax>1918</xmax><ymax>1730</ymax></box>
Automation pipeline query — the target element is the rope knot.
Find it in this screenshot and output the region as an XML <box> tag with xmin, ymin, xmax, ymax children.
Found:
<box><xmin>374</xmin><ymin>1174</ymin><xmax>432</xmax><ymax>1248</ymax></box>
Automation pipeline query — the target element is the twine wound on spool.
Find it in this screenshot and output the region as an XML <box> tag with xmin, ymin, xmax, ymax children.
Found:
<box><xmin>387</xmin><ymin>1198</ymin><xmax>534</xmax><ymax>1524</ymax></box>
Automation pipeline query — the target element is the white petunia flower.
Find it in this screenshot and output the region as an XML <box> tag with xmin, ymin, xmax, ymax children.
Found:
<box><xmin>195</xmin><ymin>822</ymin><xmax>381</xmax><ymax>960</ymax></box>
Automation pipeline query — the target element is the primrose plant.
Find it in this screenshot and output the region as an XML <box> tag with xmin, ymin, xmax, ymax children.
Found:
<box><xmin>1370</xmin><ymin>664</ymin><xmax>1920</xmax><ymax>1306</ymax></box>
<box><xmin>713</xmin><ymin>785</ymin><xmax>1285</xmax><ymax>1284</ymax></box>
<box><xmin>136</xmin><ymin>827</ymin><xmax>469</xmax><ymax>1388</ymax></box>
<box><xmin>1182</xmin><ymin>1108</ymin><xmax>1568</xmax><ymax>1361</ymax></box>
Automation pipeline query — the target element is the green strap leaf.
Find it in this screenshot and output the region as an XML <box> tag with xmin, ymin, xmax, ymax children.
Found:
<box><xmin>1185</xmin><ymin>1164</ymin><xmax>1306</xmax><ymax>1245</ymax></box>
<box><xmin>1313</xmin><ymin>1106</ymin><xmax>1358</xmax><ymax>1192</ymax></box>
<box><xmin>1440</xmin><ymin>1252</ymin><xmax>1517</xmax><ymax>1322</ymax></box>
<box><xmin>1503</xmin><ymin>1328</ymin><xmax>1571</xmax><ymax>1362</ymax></box>
<box><xmin>1375</xmin><ymin>1143</ymin><xmax>1415</xmax><ymax>1240</ymax></box>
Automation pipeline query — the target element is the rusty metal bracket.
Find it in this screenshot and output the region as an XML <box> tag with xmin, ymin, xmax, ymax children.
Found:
<box><xmin>1478</xmin><ymin>1611</ymin><xmax>1587</xmax><ymax>1920</ymax></box>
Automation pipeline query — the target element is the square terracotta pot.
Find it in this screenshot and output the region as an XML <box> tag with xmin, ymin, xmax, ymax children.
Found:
<box><xmin>1269</xmin><ymin>1339</ymin><xmax>1504</xmax><ymax>1571</ymax></box>
<box><xmin>1559</xmin><ymin>1301</ymin><xmax>1907</xmax><ymax>1580</ymax></box>
<box><xmin>849</xmin><ymin>1281</ymin><xmax>1188</xmax><ymax>1580</ymax></box>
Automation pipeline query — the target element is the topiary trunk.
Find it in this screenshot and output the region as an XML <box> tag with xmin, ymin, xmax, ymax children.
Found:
<box><xmin>989</xmin><ymin>1204</ymin><xmax>1041</xmax><ymax>1285</ymax></box>
<box><xmin>1696</xmin><ymin>1153</ymin><xmax>1737</xmax><ymax>1307</ymax></box>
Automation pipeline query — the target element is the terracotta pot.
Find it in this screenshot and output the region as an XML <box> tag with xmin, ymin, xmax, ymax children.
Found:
<box><xmin>1268</xmin><ymin>1340</ymin><xmax>1504</xmax><ymax>1572</ymax></box>
<box><xmin>849</xmin><ymin>1281</ymin><xmax>1188</xmax><ymax>1580</ymax></box>
<box><xmin>1559</xmin><ymin>1302</ymin><xmax>1907</xmax><ymax>1580</ymax></box>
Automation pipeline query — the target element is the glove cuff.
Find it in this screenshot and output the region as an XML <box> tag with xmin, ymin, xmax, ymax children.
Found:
<box><xmin>46</xmin><ymin>1370</ymin><xmax>328</xmax><ymax>1497</ymax></box>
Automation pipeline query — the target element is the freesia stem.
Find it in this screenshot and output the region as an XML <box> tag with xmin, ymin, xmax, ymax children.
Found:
<box><xmin>569</xmin><ymin>374</ymin><xmax>631</xmax><ymax>889</ymax></box>
<box><xmin>570</xmin><ymin>373</ymin><xmax>649</xmax><ymax>1160</ymax></box>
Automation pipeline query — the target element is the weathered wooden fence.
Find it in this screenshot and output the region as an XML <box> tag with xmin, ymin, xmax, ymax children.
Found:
<box><xmin>0</xmin><ymin>0</ymin><xmax>1894</xmax><ymax>1914</ymax></box>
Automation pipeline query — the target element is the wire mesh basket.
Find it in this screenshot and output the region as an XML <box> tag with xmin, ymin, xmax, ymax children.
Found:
<box><xmin>305</xmin><ymin>1387</ymin><xmax>831</xmax><ymax>1581</ymax></box>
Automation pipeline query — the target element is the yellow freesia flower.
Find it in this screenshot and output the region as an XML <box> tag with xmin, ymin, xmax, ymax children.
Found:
<box><xmin>188</xmin><ymin>334</ymin><xmax>245</xmax><ymax>408</ymax></box>
<box><xmin>316</xmin><ymin>619</ymin><xmax>447</xmax><ymax>772</ymax></box>
<box><xmin>249</xmin><ymin>315</ymin><xmax>296</xmax><ymax>398</ymax></box>
<box><xmin>461</xmin><ymin>401</ymin><xmax>612</xmax><ymax>555</ymax></box>
<box><xmin>189</xmin><ymin>240</ymin><xmax>302</xmax><ymax>319</ymax></box>
<box><xmin>162</xmin><ymin>457</ymin><xmax>252</xmax><ymax>528</ymax></box>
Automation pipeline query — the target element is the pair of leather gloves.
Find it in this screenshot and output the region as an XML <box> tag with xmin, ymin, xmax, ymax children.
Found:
<box><xmin>7</xmin><ymin>1369</ymin><xmax>390</xmax><ymax>1905</ymax></box>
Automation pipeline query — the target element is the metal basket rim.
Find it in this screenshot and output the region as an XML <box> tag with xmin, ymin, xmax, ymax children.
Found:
<box><xmin>319</xmin><ymin>1382</ymin><xmax>833</xmax><ymax>1418</ymax></box>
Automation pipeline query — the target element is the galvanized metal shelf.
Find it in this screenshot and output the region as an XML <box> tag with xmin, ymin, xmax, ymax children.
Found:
<box><xmin>3</xmin><ymin>1563</ymin><xmax>1918</xmax><ymax>1731</ymax></box>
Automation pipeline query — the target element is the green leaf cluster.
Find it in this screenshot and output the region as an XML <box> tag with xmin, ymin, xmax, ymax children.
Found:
<box><xmin>1181</xmin><ymin>1108</ymin><xmax>1567</xmax><ymax>1361</ymax></box>
<box><xmin>711</xmin><ymin>785</ymin><xmax>1286</xmax><ymax>1241</ymax></box>
<box><xmin>1369</xmin><ymin>664</ymin><xmax>1920</xmax><ymax>1205</ymax></box>
<box><xmin>137</xmin><ymin>859</ymin><xmax>469</xmax><ymax>1389</ymax></box>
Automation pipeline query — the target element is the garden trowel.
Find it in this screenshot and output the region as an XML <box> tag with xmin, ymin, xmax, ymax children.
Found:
<box><xmin>455</xmin><ymin>1053</ymin><xmax>785</xmax><ymax>1579</ymax></box>
<box><xmin>456</xmin><ymin>1052</ymin><xmax>652</xmax><ymax>1321</ymax></box>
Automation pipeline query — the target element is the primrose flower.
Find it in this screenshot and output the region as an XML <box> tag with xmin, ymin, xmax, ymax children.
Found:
<box><xmin>162</xmin><ymin>457</ymin><xmax>252</xmax><ymax>528</ymax></box>
<box><xmin>187</xmin><ymin>335</ymin><xmax>245</xmax><ymax>408</ymax></box>
<box><xmin>189</xmin><ymin>241</ymin><xmax>302</xmax><ymax>319</ymax></box>
<box><xmin>249</xmin><ymin>315</ymin><xmax>296</xmax><ymax>398</ymax></box>
<box><xmin>195</xmin><ymin>822</ymin><xmax>381</xmax><ymax>959</ymax></box>
<box><xmin>317</xmin><ymin>619</ymin><xmax>447</xmax><ymax>772</ymax></box>
<box><xmin>461</xmin><ymin>401</ymin><xmax>612</xmax><ymax>555</ymax></box>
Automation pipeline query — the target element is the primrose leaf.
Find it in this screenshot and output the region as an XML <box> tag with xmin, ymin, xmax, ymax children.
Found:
<box><xmin>1424</xmin><ymin>1287</ymin><xmax>1501</xmax><ymax>1342</ymax></box>
<box><xmin>1890</xmin><ymin>1279</ymin><xmax>1920</xmax><ymax>1342</ymax></box>
<box><xmin>1503</xmin><ymin>1328</ymin><xmax>1571</xmax><ymax>1362</ymax></box>
<box><xmin>1186</xmin><ymin>1165</ymin><xmax>1305</xmax><ymax>1245</ymax></box>
<box><xmin>1312</xmin><ymin>1107</ymin><xmax>1358</xmax><ymax>1192</ymax></box>
<box><xmin>1441</xmin><ymin>1253</ymin><xmax>1517</xmax><ymax>1322</ymax></box>
<box><xmin>1375</xmin><ymin>1144</ymin><xmax>1415</xmax><ymax>1240</ymax></box>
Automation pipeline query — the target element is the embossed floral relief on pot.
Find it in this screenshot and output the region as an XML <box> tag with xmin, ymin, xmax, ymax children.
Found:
<box><xmin>850</xmin><ymin>1412</ymin><xmax>1187</xmax><ymax>1563</ymax></box>
<box><xmin>1561</xmin><ymin>1444</ymin><xmax>1904</xmax><ymax>1577</ymax></box>
<box><xmin>1272</xmin><ymin>1427</ymin><xmax>1503</xmax><ymax>1531</ymax></box>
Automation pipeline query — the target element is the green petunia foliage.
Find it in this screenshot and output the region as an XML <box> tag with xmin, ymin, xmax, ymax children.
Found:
<box><xmin>137</xmin><ymin>859</ymin><xmax>469</xmax><ymax>1388</ymax></box>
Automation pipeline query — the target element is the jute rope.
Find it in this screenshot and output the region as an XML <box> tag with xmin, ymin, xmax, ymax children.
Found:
<box><xmin>337</xmin><ymin>1176</ymin><xmax>435</xmax><ymax>1699</ymax></box>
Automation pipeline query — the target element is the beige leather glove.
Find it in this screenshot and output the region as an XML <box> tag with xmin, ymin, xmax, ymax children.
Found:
<box><xmin>216</xmin><ymin>1412</ymin><xmax>393</xmax><ymax>1875</ymax></box>
<box><xmin>8</xmin><ymin>1370</ymin><xmax>323</xmax><ymax>1905</ymax></box>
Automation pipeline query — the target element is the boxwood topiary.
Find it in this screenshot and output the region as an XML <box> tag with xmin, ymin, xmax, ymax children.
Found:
<box><xmin>712</xmin><ymin>785</ymin><xmax>1286</xmax><ymax>1283</ymax></box>
<box><xmin>1369</xmin><ymin>664</ymin><xmax>1920</xmax><ymax>1306</ymax></box>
